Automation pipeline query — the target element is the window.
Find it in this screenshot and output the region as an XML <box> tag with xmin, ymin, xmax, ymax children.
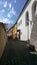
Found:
<box><xmin>26</xmin><ymin>11</ymin><xmax>29</xmax><ymax>26</ymax></box>
<box><xmin>26</xmin><ymin>12</ymin><xmax>29</xmax><ymax>21</ymax></box>
<box><xmin>18</xmin><ymin>20</ymin><xmax>22</xmax><ymax>26</ymax></box>
<box><xmin>34</xmin><ymin>3</ymin><xmax>36</xmax><ymax>15</ymax></box>
<box><xmin>32</xmin><ymin>1</ymin><xmax>37</xmax><ymax>17</ymax></box>
<box><xmin>30</xmin><ymin>21</ymin><xmax>32</xmax><ymax>25</ymax></box>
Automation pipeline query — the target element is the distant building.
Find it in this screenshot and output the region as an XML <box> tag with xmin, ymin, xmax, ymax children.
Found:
<box><xmin>7</xmin><ymin>22</ymin><xmax>17</xmax><ymax>40</ymax></box>
<box><xmin>17</xmin><ymin>0</ymin><xmax>37</xmax><ymax>42</ymax></box>
<box><xmin>0</xmin><ymin>22</ymin><xmax>7</xmax><ymax>58</ymax></box>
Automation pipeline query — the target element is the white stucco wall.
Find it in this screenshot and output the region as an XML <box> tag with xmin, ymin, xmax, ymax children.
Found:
<box><xmin>17</xmin><ymin>0</ymin><xmax>35</xmax><ymax>41</ymax></box>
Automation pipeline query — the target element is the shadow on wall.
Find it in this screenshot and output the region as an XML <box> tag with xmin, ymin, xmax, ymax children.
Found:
<box><xmin>0</xmin><ymin>22</ymin><xmax>7</xmax><ymax>59</ymax></box>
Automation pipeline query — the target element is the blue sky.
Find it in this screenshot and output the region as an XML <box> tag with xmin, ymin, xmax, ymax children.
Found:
<box><xmin>0</xmin><ymin>0</ymin><xmax>27</xmax><ymax>28</ymax></box>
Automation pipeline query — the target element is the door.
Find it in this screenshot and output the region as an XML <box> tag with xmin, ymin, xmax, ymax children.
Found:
<box><xmin>17</xmin><ymin>30</ymin><xmax>20</xmax><ymax>40</ymax></box>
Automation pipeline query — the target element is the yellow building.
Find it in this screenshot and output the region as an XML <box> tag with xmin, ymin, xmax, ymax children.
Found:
<box><xmin>7</xmin><ymin>22</ymin><xmax>17</xmax><ymax>40</ymax></box>
<box><xmin>12</xmin><ymin>24</ymin><xmax>17</xmax><ymax>39</ymax></box>
<box><xmin>0</xmin><ymin>22</ymin><xmax>7</xmax><ymax>58</ymax></box>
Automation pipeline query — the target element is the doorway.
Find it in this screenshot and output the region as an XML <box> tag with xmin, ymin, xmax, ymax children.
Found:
<box><xmin>17</xmin><ymin>30</ymin><xmax>20</xmax><ymax>40</ymax></box>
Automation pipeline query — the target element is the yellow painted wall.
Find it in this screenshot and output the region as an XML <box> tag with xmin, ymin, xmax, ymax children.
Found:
<box><xmin>12</xmin><ymin>25</ymin><xmax>17</xmax><ymax>39</ymax></box>
<box><xmin>0</xmin><ymin>24</ymin><xmax>7</xmax><ymax>58</ymax></box>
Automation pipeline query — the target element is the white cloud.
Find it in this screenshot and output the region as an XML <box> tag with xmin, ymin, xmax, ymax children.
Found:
<box><xmin>8</xmin><ymin>12</ymin><xmax>13</xmax><ymax>18</ymax></box>
<box><xmin>9</xmin><ymin>3</ymin><xmax>11</xmax><ymax>9</ymax></box>
<box><xmin>0</xmin><ymin>1</ymin><xmax>3</xmax><ymax>5</ymax></box>
<box><xmin>1</xmin><ymin>9</ymin><xmax>5</xmax><ymax>13</ymax></box>
<box><xmin>0</xmin><ymin>16</ymin><xmax>11</xmax><ymax>24</ymax></box>
<box><xmin>3</xmin><ymin>1</ymin><xmax>7</xmax><ymax>8</ymax></box>
<box><xmin>10</xmin><ymin>7</ymin><xmax>16</xmax><ymax>15</ymax></box>
<box><xmin>7</xmin><ymin>7</ymin><xmax>16</xmax><ymax>18</ymax></box>
<box><xmin>8</xmin><ymin>13</ymin><xmax>12</xmax><ymax>18</ymax></box>
<box><xmin>14</xmin><ymin>0</ymin><xmax>16</xmax><ymax>3</ymax></box>
<box><xmin>3</xmin><ymin>18</ymin><xmax>10</xmax><ymax>24</ymax></box>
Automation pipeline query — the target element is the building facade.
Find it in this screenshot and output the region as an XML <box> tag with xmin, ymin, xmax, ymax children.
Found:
<box><xmin>17</xmin><ymin>0</ymin><xmax>37</xmax><ymax>41</ymax></box>
<box><xmin>0</xmin><ymin>22</ymin><xmax>7</xmax><ymax>58</ymax></box>
<box><xmin>12</xmin><ymin>24</ymin><xmax>17</xmax><ymax>39</ymax></box>
<box><xmin>7</xmin><ymin>23</ymin><xmax>17</xmax><ymax>40</ymax></box>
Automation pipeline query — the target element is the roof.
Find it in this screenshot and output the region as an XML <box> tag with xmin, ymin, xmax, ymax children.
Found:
<box><xmin>0</xmin><ymin>22</ymin><xmax>6</xmax><ymax>32</ymax></box>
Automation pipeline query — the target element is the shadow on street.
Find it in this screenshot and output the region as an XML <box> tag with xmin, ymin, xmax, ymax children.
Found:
<box><xmin>0</xmin><ymin>39</ymin><xmax>37</xmax><ymax>65</ymax></box>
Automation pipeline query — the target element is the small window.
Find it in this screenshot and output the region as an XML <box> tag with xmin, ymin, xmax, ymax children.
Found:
<box><xmin>30</xmin><ymin>21</ymin><xmax>32</xmax><ymax>25</ymax></box>
<box><xmin>26</xmin><ymin>12</ymin><xmax>29</xmax><ymax>21</ymax></box>
<box><xmin>26</xmin><ymin>11</ymin><xmax>29</xmax><ymax>26</ymax></box>
<box><xmin>26</xmin><ymin>21</ymin><xmax>29</xmax><ymax>26</ymax></box>
<box><xmin>18</xmin><ymin>20</ymin><xmax>22</xmax><ymax>26</ymax></box>
<box><xmin>34</xmin><ymin>3</ymin><xmax>36</xmax><ymax>14</ymax></box>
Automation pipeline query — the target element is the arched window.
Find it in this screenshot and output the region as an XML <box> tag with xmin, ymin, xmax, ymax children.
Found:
<box><xmin>34</xmin><ymin>3</ymin><xmax>36</xmax><ymax>15</ymax></box>
<box><xmin>26</xmin><ymin>11</ymin><xmax>29</xmax><ymax>26</ymax></box>
<box><xmin>32</xmin><ymin>1</ymin><xmax>37</xmax><ymax>18</ymax></box>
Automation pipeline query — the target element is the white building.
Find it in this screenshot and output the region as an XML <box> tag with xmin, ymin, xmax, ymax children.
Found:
<box><xmin>17</xmin><ymin>0</ymin><xmax>37</xmax><ymax>42</ymax></box>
